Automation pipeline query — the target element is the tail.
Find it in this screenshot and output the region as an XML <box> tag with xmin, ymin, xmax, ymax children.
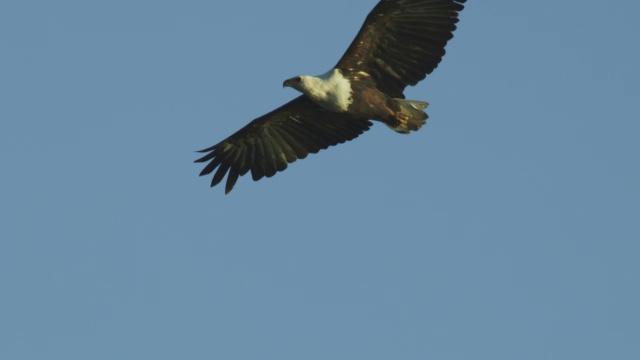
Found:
<box><xmin>388</xmin><ymin>99</ymin><xmax>429</xmax><ymax>134</ymax></box>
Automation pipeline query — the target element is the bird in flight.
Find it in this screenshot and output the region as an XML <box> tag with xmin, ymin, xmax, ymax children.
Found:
<box><xmin>196</xmin><ymin>0</ymin><xmax>467</xmax><ymax>194</ymax></box>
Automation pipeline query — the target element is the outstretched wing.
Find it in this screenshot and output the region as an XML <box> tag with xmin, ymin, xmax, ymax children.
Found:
<box><xmin>335</xmin><ymin>0</ymin><xmax>466</xmax><ymax>97</ymax></box>
<box><xmin>195</xmin><ymin>96</ymin><xmax>372</xmax><ymax>194</ymax></box>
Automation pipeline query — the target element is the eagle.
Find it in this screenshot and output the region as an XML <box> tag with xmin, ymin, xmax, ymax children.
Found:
<box><xmin>196</xmin><ymin>0</ymin><xmax>466</xmax><ymax>194</ymax></box>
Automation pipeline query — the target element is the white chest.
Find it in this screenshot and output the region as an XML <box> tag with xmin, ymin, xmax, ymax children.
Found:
<box><xmin>300</xmin><ymin>69</ymin><xmax>353</xmax><ymax>112</ymax></box>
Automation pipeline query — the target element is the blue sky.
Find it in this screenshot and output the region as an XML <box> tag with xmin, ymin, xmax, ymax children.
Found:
<box><xmin>2</xmin><ymin>0</ymin><xmax>639</xmax><ymax>359</ymax></box>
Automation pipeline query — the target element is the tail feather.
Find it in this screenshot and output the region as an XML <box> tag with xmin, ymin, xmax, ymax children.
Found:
<box><xmin>388</xmin><ymin>99</ymin><xmax>429</xmax><ymax>134</ymax></box>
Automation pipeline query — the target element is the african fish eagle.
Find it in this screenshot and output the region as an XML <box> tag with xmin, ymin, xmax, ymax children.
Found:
<box><xmin>196</xmin><ymin>0</ymin><xmax>467</xmax><ymax>194</ymax></box>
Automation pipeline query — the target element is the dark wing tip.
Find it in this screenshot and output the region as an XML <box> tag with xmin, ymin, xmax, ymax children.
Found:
<box><xmin>225</xmin><ymin>168</ymin><xmax>240</xmax><ymax>194</ymax></box>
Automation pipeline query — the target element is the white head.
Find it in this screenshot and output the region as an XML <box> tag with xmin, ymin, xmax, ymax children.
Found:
<box><xmin>282</xmin><ymin>76</ymin><xmax>308</xmax><ymax>92</ymax></box>
<box><xmin>282</xmin><ymin>69</ymin><xmax>353</xmax><ymax>112</ymax></box>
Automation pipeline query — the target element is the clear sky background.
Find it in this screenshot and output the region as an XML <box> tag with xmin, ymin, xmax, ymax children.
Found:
<box><xmin>2</xmin><ymin>1</ymin><xmax>639</xmax><ymax>359</ymax></box>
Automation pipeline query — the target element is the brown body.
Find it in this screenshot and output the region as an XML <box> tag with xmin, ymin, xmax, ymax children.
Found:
<box><xmin>347</xmin><ymin>73</ymin><xmax>428</xmax><ymax>134</ymax></box>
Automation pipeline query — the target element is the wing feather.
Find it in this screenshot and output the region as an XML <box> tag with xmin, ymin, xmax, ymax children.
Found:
<box><xmin>211</xmin><ymin>161</ymin><xmax>230</xmax><ymax>188</ymax></box>
<box><xmin>263</xmin><ymin>128</ymin><xmax>290</xmax><ymax>172</ymax></box>
<box><xmin>268</xmin><ymin>129</ymin><xmax>298</xmax><ymax>163</ymax></box>
<box><xmin>251</xmin><ymin>136</ymin><xmax>267</xmax><ymax>181</ymax></box>
<box><xmin>195</xmin><ymin>96</ymin><xmax>372</xmax><ymax>194</ymax></box>
<box><xmin>225</xmin><ymin>167</ymin><xmax>240</xmax><ymax>194</ymax></box>
<box><xmin>275</xmin><ymin>127</ymin><xmax>310</xmax><ymax>159</ymax></box>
